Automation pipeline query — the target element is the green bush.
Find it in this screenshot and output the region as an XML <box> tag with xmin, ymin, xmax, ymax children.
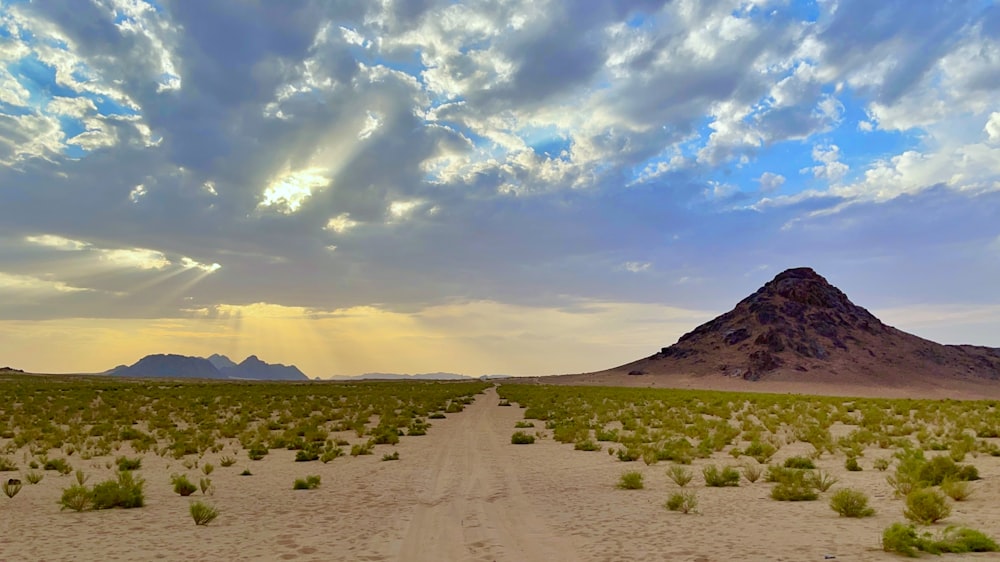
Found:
<box><xmin>189</xmin><ymin>501</ymin><xmax>219</xmax><ymax>526</ymax></box>
<box><xmin>574</xmin><ymin>439</ymin><xmax>600</xmax><ymax>451</ymax></box>
<box><xmin>199</xmin><ymin>477</ymin><xmax>213</xmax><ymax>495</ymax></box>
<box><xmin>116</xmin><ymin>456</ymin><xmax>142</xmax><ymax>471</ymax></box>
<box><xmin>845</xmin><ymin>457</ymin><xmax>862</xmax><ymax>471</ymax></box>
<box><xmin>350</xmin><ymin>440</ymin><xmax>375</xmax><ymax>456</ymax></box>
<box><xmin>666</xmin><ymin>465</ymin><xmax>693</xmax><ymax>487</ymax></box>
<box><xmin>43</xmin><ymin>458</ymin><xmax>72</xmax><ymax>475</ymax></box>
<box><xmin>24</xmin><ymin>471</ymin><xmax>43</xmax><ymax>484</ymax></box>
<box><xmin>941</xmin><ymin>478</ymin><xmax>973</xmax><ymax>501</ymax></box>
<box><xmin>904</xmin><ymin>489</ymin><xmax>951</xmax><ymax>524</ymax></box>
<box><xmin>665</xmin><ymin>491</ymin><xmax>698</xmax><ymax>514</ymax></box>
<box><xmin>59</xmin><ymin>484</ymin><xmax>92</xmax><ymax>512</ymax></box>
<box><xmin>511</xmin><ymin>431</ymin><xmax>535</xmax><ymax>445</ymax></box>
<box><xmin>771</xmin><ymin>481</ymin><xmax>818</xmax><ymax>501</ymax></box>
<box><xmin>381</xmin><ymin>451</ymin><xmax>400</xmax><ymax>461</ymax></box>
<box><xmin>617</xmin><ymin>470</ymin><xmax>644</xmax><ymax>490</ymax></box>
<box><xmin>219</xmin><ymin>456</ymin><xmax>236</xmax><ymax>467</ymax></box>
<box><xmin>829</xmin><ymin>488</ymin><xmax>875</xmax><ymax>517</ymax></box>
<box><xmin>295</xmin><ymin>449</ymin><xmax>319</xmax><ymax>462</ymax></box>
<box><xmin>514</xmin><ymin>421</ymin><xmax>534</xmax><ymax>429</ymax></box>
<box><xmin>171</xmin><ymin>474</ymin><xmax>198</xmax><ymax>496</ymax></box>
<box><xmin>873</xmin><ymin>457</ymin><xmax>890</xmax><ymax>471</ymax></box>
<box><xmin>702</xmin><ymin>464</ymin><xmax>740</xmax><ymax>487</ymax></box>
<box><xmin>883</xmin><ymin>523</ymin><xmax>999</xmax><ymax>556</ymax></box>
<box><xmin>742</xmin><ymin>441</ymin><xmax>777</xmax><ymax>464</ymax></box>
<box><xmin>90</xmin><ymin>471</ymin><xmax>145</xmax><ymax>509</ymax></box>
<box><xmin>293</xmin><ymin>475</ymin><xmax>321</xmax><ymax>490</ymax></box>
<box><xmin>783</xmin><ymin>456</ymin><xmax>815</xmax><ymax>469</ymax></box>
<box><xmin>0</xmin><ymin>456</ymin><xmax>17</xmax><ymax>471</ymax></box>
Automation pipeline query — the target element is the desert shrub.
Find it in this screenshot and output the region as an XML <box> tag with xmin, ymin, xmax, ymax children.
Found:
<box><xmin>350</xmin><ymin>440</ymin><xmax>375</xmax><ymax>456</ymax></box>
<box><xmin>91</xmin><ymin>471</ymin><xmax>145</xmax><ymax>509</ymax></box>
<box><xmin>882</xmin><ymin>523</ymin><xmax>927</xmax><ymax>557</ymax></box>
<box><xmin>810</xmin><ymin>469</ymin><xmax>838</xmax><ymax>492</ymax></box>
<box><xmin>771</xmin><ymin>481</ymin><xmax>819</xmax><ymax>501</ymax></box>
<box><xmin>702</xmin><ymin>465</ymin><xmax>740</xmax><ymax>487</ymax></box>
<box><xmin>381</xmin><ymin>451</ymin><xmax>400</xmax><ymax>461</ymax></box>
<box><xmin>511</xmin><ymin>431</ymin><xmax>535</xmax><ymax>445</ymax></box>
<box><xmin>498</xmin><ymin>399</ymin><xmax>511</xmax><ymax>406</ymax></box>
<box><xmin>769</xmin><ymin>468</ymin><xmax>818</xmax><ymax>501</ymax></box>
<box><xmin>190</xmin><ymin>501</ymin><xmax>219</xmax><ymax>526</ymax></box>
<box><xmin>247</xmin><ymin>445</ymin><xmax>267</xmax><ymax>461</ymax></box>
<box><xmin>741</xmin><ymin>462</ymin><xmax>763</xmax><ymax>483</ymax></box>
<box><xmin>665</xmin><ymin>491</ymin><xmax>698</xmax><ymax>514</ymax></box>
<box><xmin>293</xmin><ymin>475</ymin><xmax>321</xmax><ymax>490</ymax></box>
<box><xmin>904</xmin><ymin>488</ymin><xmax>951</xmax><ymax>524</ymax></box>
<box><xmin>666</xmin><ymin>465</ymin><xmax>693</xmax><ymax>487</ymax></box>
<box><xmin>743</xmin><ymin>441</ymin><xmax>777</xmax><ymax>464</ymax></box>
<box><xmin>74</xmin><ymin>470</ymin><xmax>89</xmax><ymax>486</ymax></box>
<box><xmin>320</xmin><ymin>448</ymin><xmax>343</xmax><ymax>463</ymax></box>
<box><xmin>59</xmin><ymin>484</ymin><xmax>92</xmax><ymax>512</ymax></box>
<box><xmin>240</xmin><ymin>469</ymin><xmax>252</xmax><ymax>476</ymax></box>
<box><xmin>24</xmin><ymin>471</ymin><xmax>43</xmax><ymax>484</ymax></box>
<box><xmin>934</xmin><ymin>527</ymin><xmax>1000</xmax><ymax>553</ymax></box>
<box><xmin>199</xmin><ymin>477</ymin><xmax>213</xmax><ymax>495</ymax></box>
<box><xmin>171</xmin><ymin>474</ymin><xmax>198</xmax><ymax>496</ymax></box>
<box><xmin>514</xmin><ymin>421</ymin><xmax>534</xmax><ymax>429</ymax></box>
<box><xmin>918</xmin><ymin>455</ymin><xmax>978</xmax><ymax>486</ymax></box>
<box><xmin>0</xmin><ymin>457</ymin><xmax>17</xmax><ymax>471</ymax></box>
<box><xmin>2</xmin><ymin>478</ymin><xmax>22</xmax><ymax>498</ymax></box>
<box><xmin>617</xmin><ymin>470</ymin><xmax>644</xmax><ymax>490</ymax></box>
<box><xmin>783</xmin><ymin>456</ymin><xmax>815</xmax><ymax>469</ymax></box>
<box><xmin>43</xmin><ymin>458</ymin><xmax>72</xmax><ymax>475</ymax></box>
<box><xmin>201</xmin><ymin>463</ymin><xmax>214</xmax><ymax>476</ymax></box>
<box><xmin>940</xmin><ymin>478</ymin><xmax>973</xmax><ymax>501</ymax></box>
<box><xmin>829</xmin><ymin>488</ymin><xmax>875</xmax><ymax>517</ymax></box>
<box><xmin>595</xmin><ymin>428</ymin><xmax>618</xmax><ymax>442</ymax></box>
<box><xmin>295</xmin><ymin>449</ymin><xmax>319</xmax><ymax>462</ymax></box>
<box><xmin>429</xmin><ymin>412</ymin><xmax>446</xmax><ymax>419</ymax></box>
<box><xmin>219</xmin><ymin>456</ymin><xmax>236</xmax><ymax>467</ymax></box>
<box><xmin>116</xmin><ymin>456</ymin><xmax>142</xmax><ymax>471</ymax></box>
<box><xmin>372</xmin><ymin>427</ymin><xmax>400</xmax><ymax>445</ymax></box>
<box><xmin>574</xmin><ymin>439</ymin><xmax>600</xmax><ymax>451</ymax></box>
<box><xmin>616</xmin><ymin>447</ymin><xmax>641</xmax><ymax>462</ymax></box>
<box><xmin>873</xmin><ymin>457</ymin><xmax>890</xmax><ymax>471</ymax></box>
<box><xmin>845</xmin><ymin>457</ymin><xmax>862</xmax><ymax>471</ymax></box>
<box><xmin>883</xmin><ymin>523</ymin><xmax>999</xmax><ymax>556</ymax></box>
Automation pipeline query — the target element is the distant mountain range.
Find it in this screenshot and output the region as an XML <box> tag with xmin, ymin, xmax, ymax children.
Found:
<box><xmin>106</xmin><ymin>354</ymin><xmax>308</xmax><ymax>381</ymax></box>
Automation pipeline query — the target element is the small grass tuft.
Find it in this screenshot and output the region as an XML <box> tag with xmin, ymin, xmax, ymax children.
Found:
<box><xmin>666</xmin><ymin>465</ymin><xmax>693</xmax><ymax>487</ymax></box>
<box><xmin>189</xmin><ymin>500</ymin><xmax>219</xmax><ymax>526</ymax></box>
<box><xmin>511</xmin><ymin>431</ymin><xmax>536</xmax><ymax>445</ymax></box>
<box><xmin>904</xmin><ymin>488</ymin><xmax>951</xmax><ymax>524</ymax></box>
<box><xmin>665</xmin><ymin>491</ymin><xmax>698</xmax><ymax>514</ymax></box>
<box><xmin>2</xmin><ymin>478</ymin><xmax>22</xmax><ymax>498</ymax></box>
<box><xmin>293</xmin><ymin>475</ymin><xmax>321</xmax><ymax>490</ymax></box>
<box><xmin>617</xmin><ymin>470</ymin><xmax>644</xmax><ymax>490</ymax></box>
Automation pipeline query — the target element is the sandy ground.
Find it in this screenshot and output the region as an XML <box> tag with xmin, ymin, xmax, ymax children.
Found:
<box><xmin>3</xmin><ymin>386</ymin><xmax>1000</xmax><ymax>561</ymax></box>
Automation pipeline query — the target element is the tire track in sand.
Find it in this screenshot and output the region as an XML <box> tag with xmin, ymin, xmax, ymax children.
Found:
<box><xmin>397</xmin><ymin>386</ymin><xmax>578</xmax><ymax>562</ymax></box>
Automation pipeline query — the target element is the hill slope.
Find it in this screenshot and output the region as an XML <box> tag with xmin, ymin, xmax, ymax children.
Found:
<box><xmin>555</xmin><ymin>267</ymin><xmax>1000</xmax><ymax>397</ymax></box>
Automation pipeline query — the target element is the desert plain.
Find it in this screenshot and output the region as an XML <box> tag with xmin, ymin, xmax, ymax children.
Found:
<box><xmin>3</xmin><ymin>372</ymin><xmax>1000</xmax><ymax>561</ymax></box>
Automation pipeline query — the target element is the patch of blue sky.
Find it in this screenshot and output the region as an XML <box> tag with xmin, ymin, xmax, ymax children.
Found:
<box><xmin>710</xmin><ymin>139</ymin><xmax>817</xmax><ymax>195</ymax></box>
<box><xmin>93</xmin><ymin>95</ymin><xmax>139</xmax><ymax>117</ymax></box>
<box><xmin>8</xmin><ymin>55</ymin><xmax>79</xmax><ymax>107</ymax></box>
<box><xmin>826</xmin><ymin>88</ymin><xmax>920</xmax><ymax>166</ymax></box>
<box><xmin>57</xmin><ymin>116</ymin><xmax>85</xmax><ymax>139</ymax></box>
<box><xmin>519</xmin><ymin>125</ymin><xmax>571</xmax><ymax>159</ymax></box>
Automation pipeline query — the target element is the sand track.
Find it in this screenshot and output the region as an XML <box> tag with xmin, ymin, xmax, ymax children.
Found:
<box><xmin>398</xmin><ymin>387</ymin><xmax>577</xmax><ymax>562</ymax></box>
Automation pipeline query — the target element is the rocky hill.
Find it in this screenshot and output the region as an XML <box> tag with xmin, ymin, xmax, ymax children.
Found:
<box><xmin>583</xmin><ymin>267</ymin><xmax>1000</xmax><ymax>392</ymax></box>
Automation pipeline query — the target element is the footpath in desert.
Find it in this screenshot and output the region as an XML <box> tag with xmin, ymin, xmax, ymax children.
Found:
<box><xmin>3</xmin><ymin>384</ymin><xmax>1000</xmax><ymax>561</ymax></box>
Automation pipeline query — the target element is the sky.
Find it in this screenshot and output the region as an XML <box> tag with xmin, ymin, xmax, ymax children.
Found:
<box><xmin>0</xmin><ymin>0</ymin><xmax>998</xmax><ymax>378</ymax></box>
